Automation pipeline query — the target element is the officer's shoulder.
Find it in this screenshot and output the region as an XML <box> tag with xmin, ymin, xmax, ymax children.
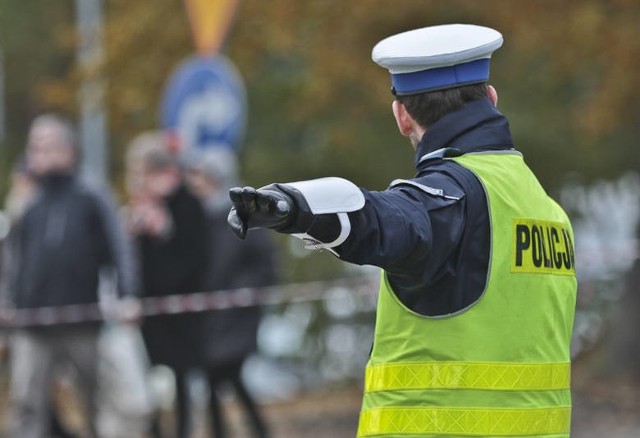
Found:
<box><xmin>390</xmin><ymin>164</ymin><xmax>467</xmax><ymax>201</ymax></box>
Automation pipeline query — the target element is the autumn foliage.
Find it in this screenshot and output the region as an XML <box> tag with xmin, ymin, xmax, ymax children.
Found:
<box><xmin>1</xmin><ymin>0</ymin><xmax>638</xmax><ymax>193</ymax></box>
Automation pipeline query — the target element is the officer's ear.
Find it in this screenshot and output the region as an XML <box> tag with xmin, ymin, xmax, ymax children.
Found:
<box><xmin>487</xmin><ymin>85</ymin><xmax>498</xmax><ymax>106</ymax></box>
<box><xmin>392</xmin><ymin>100</ymin><xmax>414</xmax><ymax>137</ymax></box>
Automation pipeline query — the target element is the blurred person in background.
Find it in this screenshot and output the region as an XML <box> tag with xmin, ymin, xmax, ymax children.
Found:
<box><xmin>184</xmin><ymin>148</ymin><xmax>276</xmax><ymax>438</ymax></box>
<box><xmin>228</xmin><ymin>24</ymin><xmax>577</xmax><ymax>437</ymax></box>
<box><xmin>0</xmin><ymin>114</ymin><xmax>140</xmax><ymax>438</ymax></box>
<box><xmin>125</xmin><ymin>132</ymin><xmax>209</xmax><ymax>438</ymax></box>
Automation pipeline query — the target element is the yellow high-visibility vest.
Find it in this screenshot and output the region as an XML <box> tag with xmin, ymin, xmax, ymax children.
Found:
<box><xmin>358</xmin><ymin>152</ymin><xmax>577</xmax><ymax>437</ymax></box>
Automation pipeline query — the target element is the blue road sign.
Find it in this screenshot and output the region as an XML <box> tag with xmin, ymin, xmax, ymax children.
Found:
<box><xmin>161</xmin><ymin>55</ymin><xmax>247</xmax><ymax>153</ymax></box>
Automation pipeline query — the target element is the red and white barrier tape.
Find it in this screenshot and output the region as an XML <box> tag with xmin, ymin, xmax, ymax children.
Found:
<box><xmin>1</xmin><ymin>275</ymin><xmax>380</xmax><ymax>328</ymax></box>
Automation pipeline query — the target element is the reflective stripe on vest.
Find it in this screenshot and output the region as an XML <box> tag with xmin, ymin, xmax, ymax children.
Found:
<box><xmin>358</xmin><ymin>406</ymin><xmax>571</xmax><ymax>436</ymax></box>
<box><xmin>365</xmin><ymin>361</ymin><xmax>571</xmax><ymax>392</ymax></box>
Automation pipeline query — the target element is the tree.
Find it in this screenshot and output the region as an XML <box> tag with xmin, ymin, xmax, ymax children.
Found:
<box><xmin>2</xmin><ymin>0</ymin><xmax>638</xmax><ymax>204</ymax></box>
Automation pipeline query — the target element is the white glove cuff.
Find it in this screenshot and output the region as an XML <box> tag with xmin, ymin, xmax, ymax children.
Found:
<box><xmin>283</xmin><ymin>177</ymin><xmax>364</xmax><ymax>254</ymax></box>
<box><xmin>283</xmin><ymin>177</ymin><xmax>365</xmax><ymax>214</ymax></box>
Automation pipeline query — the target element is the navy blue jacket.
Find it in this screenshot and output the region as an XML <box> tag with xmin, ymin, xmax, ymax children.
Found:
<box><xmin>336</xmin><ymin>98</ymin><xmax>515</xmax><ymax>316</ymax></box>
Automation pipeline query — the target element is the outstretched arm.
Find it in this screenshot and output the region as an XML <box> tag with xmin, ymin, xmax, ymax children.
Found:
<box><xmin>227</xmin><ymin>175</ymin><xmax>463</xmax><ymax>272</ymax></box>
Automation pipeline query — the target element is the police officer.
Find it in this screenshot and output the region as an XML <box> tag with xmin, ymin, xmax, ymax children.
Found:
<box><xmin>228</xmin><ymin>24</ymin><xmax>577</xmax><ymax>437</ymax></box>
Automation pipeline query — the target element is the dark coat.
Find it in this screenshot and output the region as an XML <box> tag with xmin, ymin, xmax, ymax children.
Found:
<box><xmin>9</xmin><ymin>174</ymin><xmax>138</xmax><ymax>312</ymax></box>
<box><xmin>138</xmin><ymin>184</ymin><xmax>209</xmax><ymax>370</ymax></box>
<box><xmin>200</xmin><ymin>203</ymin><xmax>277</xmax><ymax>366</ymax></box>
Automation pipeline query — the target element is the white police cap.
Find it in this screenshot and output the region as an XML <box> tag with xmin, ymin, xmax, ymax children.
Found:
<box><xmin>372</xmin><ymin>24</ymin><xmax>503</xmax><ymax>95</ymax></box>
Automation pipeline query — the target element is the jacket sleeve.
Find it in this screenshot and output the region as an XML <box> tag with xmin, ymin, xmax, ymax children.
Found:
<box><xmin>93</xmin><ymin>188</ymin><xmax>141</xmax><ymax>298</ymax></box>
<box><xmin>336</xmin><ymin>182</ymin><xmax>466</xmax><ymax>281</ymax></box>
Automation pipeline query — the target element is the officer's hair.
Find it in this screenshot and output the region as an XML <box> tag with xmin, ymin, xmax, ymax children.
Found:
<box><xmin>29</xmin><ymin>113</ymin><xmax>79</xmax><ymax>157</ymax></box>
<box><xmin>395</xmin><ymin>83</ymin><xmax>488</xmax><ymax>129</ymax></box>
<box><xmin>126</xmin><ymin>131</ymin><xmax>176</xmax><ymax>171</ymax></box>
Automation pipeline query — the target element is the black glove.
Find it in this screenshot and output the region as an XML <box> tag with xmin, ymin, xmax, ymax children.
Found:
<box><xmin>228</xmin><ymin>184</ymin><xmax>342</xmax><ymax>243</ymax></box>
<box><xmin>227</xmin><ymin>186</ymin><xmax>295</xmax><ymax>239</ymax></box>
